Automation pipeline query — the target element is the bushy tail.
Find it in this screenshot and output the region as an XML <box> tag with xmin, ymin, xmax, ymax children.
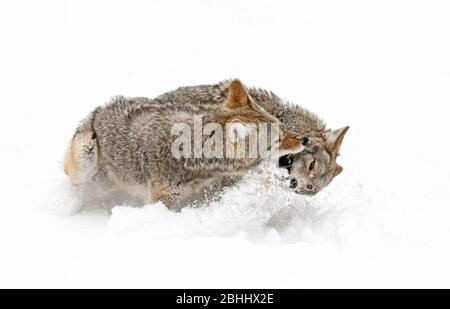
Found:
<box><xmin>64</xmin><ymin>111</ymin><xmax>99</xmax><ymax>185</ymax></box>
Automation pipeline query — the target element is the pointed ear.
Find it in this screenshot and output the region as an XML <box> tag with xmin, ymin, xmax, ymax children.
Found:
<box><xmin>278</xmin><ymin>131</ymin><xmax>306</xmax><ymax>156</ymax></box>
<box><xmin>334</xmin><ymin>164</ymin><xmax>343</xmax><ymax>177</ymax></box>
<box><xmin>226</xmin><ymin>79</ymin><xmax>251</xmax><ymax>109</ymax></box>
<box><xmin>323</xmin><ymin>126</ymin><xmax>349</xmax><ymax>157</ymax></box>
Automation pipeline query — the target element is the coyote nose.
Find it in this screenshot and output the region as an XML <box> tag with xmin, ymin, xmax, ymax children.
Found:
<box><xmin>306</xmin><ymin>184</ymin><xmax>313</xmax><ymax>190</ymax></box>
<box><xmin>290</xmin><ymin>178</ymin><xmax>298</xmax><ymax>189</ymax></box>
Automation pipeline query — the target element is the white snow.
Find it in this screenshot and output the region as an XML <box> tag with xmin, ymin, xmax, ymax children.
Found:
<box><xmin>1</xmin><ymin>0</ymin><xmax>450</xmax><ymax>288</ymax></box>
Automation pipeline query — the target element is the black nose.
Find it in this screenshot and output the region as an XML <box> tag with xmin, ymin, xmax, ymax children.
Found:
<box><xmin>279</xmin><ymin>155</ymin><xmax>293</xmax><ymax>167</ymax></box>
<box><xmin>302</xmin><ymin>137</ymin><xmax>309</xmax><ymax>145</ymax></box>
<box><xmin>290</xmin><ymin>178</ymin><xmax>298</xmax><ymax>189</ymax></box>
<box><xmin>306</xmin><ymin>184</ymin><xmax>313</xmax><ymax>190</ymax></box>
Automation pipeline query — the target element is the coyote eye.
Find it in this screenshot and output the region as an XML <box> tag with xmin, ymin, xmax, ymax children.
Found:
<box><xmin>309</xmin><ymin>160</ymin><xmax>316</xmax><ymax>171</ymax></box>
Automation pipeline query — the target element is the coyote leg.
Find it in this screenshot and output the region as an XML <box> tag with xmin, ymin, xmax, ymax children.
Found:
<box><xmin>147</xmin><ymin>182</ymin><xmax>181</xmax><ymax>209</ymax></box>
<box><xmin>148</xmin><ymin>180</ymin><xmax>196</xmax><ymax>210</ymax></box>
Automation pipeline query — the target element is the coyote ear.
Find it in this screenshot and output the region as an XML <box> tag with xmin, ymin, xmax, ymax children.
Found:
<box><xmin>226</xmin><ymin>79</ymin><xmax>251</xmax><ymax>109</ymax></box>
<box><xmin>323</xmin><ymin>126</ymin><xmax>349</xmax><ymax>157</ymax></box>
<box><xmin>278</xmin><ymin>131</ymin><xmax>306</xmax><ymax>156</ymax></box>
<box><xmin>334</xmin><ymin>164</ymin><xmax>343</xmax><ymax>177</ymax></box>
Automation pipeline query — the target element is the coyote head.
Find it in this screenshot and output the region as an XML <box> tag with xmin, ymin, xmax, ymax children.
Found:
<box><xmin>279</xmin><ymin>127</ymin><xmax>349</xmax><ymax>195</ymax></box>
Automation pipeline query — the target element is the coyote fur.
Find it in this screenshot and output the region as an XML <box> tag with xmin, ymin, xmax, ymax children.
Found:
<box><xmin>64</xmin><ymin>79</ymin><xmax>306</xmax><ymax>208</ymax></box>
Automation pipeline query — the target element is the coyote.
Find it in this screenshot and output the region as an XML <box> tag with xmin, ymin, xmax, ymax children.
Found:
<box><xmin>150</xmin><ymin>80</ymin><xmax>349</xmax><ymax>195</ymax></box>
<box><xmin>64</xmin><ymin>79</ymin><xmax>305</xmax><ymax>208</ymax></box>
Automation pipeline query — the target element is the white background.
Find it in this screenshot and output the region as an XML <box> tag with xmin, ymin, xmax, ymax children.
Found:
<box><xmin>0</xmin><ymin>0</ymin><xmax>450</xmax><ymax>288</ymax></box>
